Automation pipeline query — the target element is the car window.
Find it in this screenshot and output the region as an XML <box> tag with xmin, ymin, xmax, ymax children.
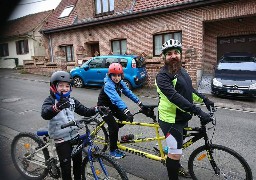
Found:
<box><xmin>89</xmin><ymin>58</ymin><xmax>104</xmax><ymax>68</ymax></box>
<box><xmin>220</xmin><ymin>56</ymin><xmax>256</xmax><ymax>63</ymax></box>
<box><xmin>134</xmin><ymin>56</ymin><xmax>145</xmax><ymax>68</ymax></box>
<box><xmin>217</xmin><ymin>62</ymin><xmax>256</xmax><ymax>71</ymax></box>
<box><xmin>119</xmin><ymin>58</ymin><xmax>128</xmax><ymax>68</ymax></box>
<box><xmin>105</xmin><ymin>58</ymin><xmax>118</xmax><ymax>68</ymax></box>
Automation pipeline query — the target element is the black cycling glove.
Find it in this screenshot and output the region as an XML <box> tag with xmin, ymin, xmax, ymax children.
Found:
<box><xmin>193</xmin><ymin>107</ymin><xmax>212</xmax><ymax>125</ymax></box>
<box><xmin>96</xmin><ymin>106</ymin><xmax>110</xmax><ymax>116</ymax></box>
<box><xmin>204</xmin><ymin>98</ymin><xmax>215</xmax><ymax>111</ymax></box>
<box><xmin>123</xmin><ymin>108</ymin><xmax>133</xmax><ymax>123</ymax></box>
<box><xmin>56</xmin><ymin>96</ymin><xmax>70</xmax><ymax>110</ymax></box>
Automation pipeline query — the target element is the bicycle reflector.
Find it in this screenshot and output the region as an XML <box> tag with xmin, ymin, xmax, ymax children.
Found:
<box><xmin>95</xmin><ymin>169</ymin><xmax>101</xmax><ymax>175</ymax></box>
<box><xmin>197</xmin><ymin>153</ymin><xmax>207</xmax><ymax>161</ymax></box>
<box><xmin>24</xmin><ymin>143</ymin><xmax>30</xmax><ymax>149</ymax></box>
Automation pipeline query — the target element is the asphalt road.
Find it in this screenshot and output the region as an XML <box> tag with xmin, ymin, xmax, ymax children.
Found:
<box><xmin>0</xmin><ymin>69</ymin><xmax>255</xmax><ymax>180</ymax></box>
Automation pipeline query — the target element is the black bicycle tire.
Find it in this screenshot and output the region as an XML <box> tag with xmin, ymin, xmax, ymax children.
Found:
<box><xmin>89</xmin><ymin>118</ymin><xmax>109</xmax><ymax>152</ymax></box>
<box><xmin>188</xmin><ymin>144</ymin><xmax>253</xmax><ymax>180</ymax></box>
<box><xmin>11</xmin><ymin>132</ymin><xmax>50</xmax><ymax>180</ymax></box>
<box><xmin>81</xmin><ymin>152</ymin><xmax>128</xmax><ymax>180</ymax></box>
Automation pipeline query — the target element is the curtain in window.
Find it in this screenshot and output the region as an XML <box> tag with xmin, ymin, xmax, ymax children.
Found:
<box><xmin>112</xmin><ymin>41</ymin><xmax>120</xmax><ymax>55</ymax></box>
<box><xmin>164</xmin><ymin>34</ymin><xmax>172</xmax><ymax>42</ymax></box>
<box><xmin>66</xmin><ymin>47</ymin><xmax>72</xmax><ymax>61</ymax></box>
<box><xmin>121</xmin><ymin>40</ymin><xmax>127</xmax><ymax>54</ymax></box>
<box><xmin>102</xmin><ymin>0</ymin><xmax>108</xmax><ymax>12</ymax></box>
<box><xmin>154</xmin><ymin>35</ymin><xmax>162</xmax><ymax>56</ymax></box>
<box><xmin>109</xmin><ymin>0</ymin><xmax>114</xmax><ymax>11</ymax></box>
<box><xmin>174</xmin><ymin>33</ymin><xmax>181</xmax><ymax>42</ymax></box>
<box><xmin>95</xmin><ymin>0</ymin><xmax>101</xmax><ymax>14</ymax></box>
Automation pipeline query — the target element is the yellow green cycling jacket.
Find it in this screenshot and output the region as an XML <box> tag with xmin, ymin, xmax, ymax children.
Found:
<box><xmin>155</xmin><ymin>66</ymin><xmax>206</xmax><ymax>124</ymax></box>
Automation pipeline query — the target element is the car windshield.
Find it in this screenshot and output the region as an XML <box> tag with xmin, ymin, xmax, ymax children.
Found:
<box><xmin>220</xmin><ymin>56</ymin><xmax>256</xmax><ymax>63</ymax></box>
<box><xmin>134</xmin><ymin>56</ymin><xmax>145</xmax><ymax>68</ymax></box>
<box><xmin>217</xmin><ymin>62</ymin><xmax>256</xmax><ymax>71</ymax></box>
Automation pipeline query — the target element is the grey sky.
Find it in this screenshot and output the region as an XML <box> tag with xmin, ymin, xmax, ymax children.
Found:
<box><xmin>9</xmin><ymin>0</ymin><xmax>61</xmax><ymax>20</ymax></box>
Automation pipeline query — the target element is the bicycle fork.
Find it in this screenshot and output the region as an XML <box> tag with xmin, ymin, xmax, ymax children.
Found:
<box><xmin>87</xmin><ymin>147</ymin><xmax>109</xmax><ymax>180</ymax></box>
<box><xmin>205</xmin><ymin>146</ymin><xmax>220</xmax><ymax>176</ymax></box>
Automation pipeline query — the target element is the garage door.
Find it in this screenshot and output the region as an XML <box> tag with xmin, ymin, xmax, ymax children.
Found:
<box><xmin>217</xmin><ymin>34</ymin><xmax>256</xmax><ymax>62</ymax></box>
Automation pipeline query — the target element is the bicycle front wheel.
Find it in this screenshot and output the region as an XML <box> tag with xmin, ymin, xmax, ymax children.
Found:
<box><xmin>81</xmin><ymin>152</ymin><xmax>128</xmax><ymax>180</ymax></box>
<box><xmin>188</xmin><ymin>144</ymin><xmax>252</xmax><ymax>180</ymax></box>
<box><xmin>88</xmin><ymin>118</ymin><xmax>109</xmax><ymax>152</ymax></box>
<box><xmin>11</xmin><ymin>132</ymin><xmax>49</xmax><ymax>180</ymax></box>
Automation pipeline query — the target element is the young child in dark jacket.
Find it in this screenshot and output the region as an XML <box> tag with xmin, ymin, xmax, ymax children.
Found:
<box><xmin>97</xmin><ymin>63</ymin><xmax>144</xmax><ymax>159</ymax></box>
<box><xmin>41</xmin><ymin>71</ymin><xmax>107</xmax><ymax>180</ymax></box>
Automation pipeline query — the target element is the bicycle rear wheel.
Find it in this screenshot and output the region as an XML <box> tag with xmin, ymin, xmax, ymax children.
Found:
<box><xmin>188</xmin><ymin>144</ymin><xmax>252</xmax><ymax>180</ymax></box>
<box><xmin>81</xmin><ymin>152</ymin><xmax>128</xmax><ymax>180</ymax></box>
<box><xmin>11</xmin><ymin>132</ymin><xmax>49</xmax><ymax>180</ymax></box>
<box><xmin>88</xmin><ymin>118</ymin><xmax>109</xmax><ymax>152</ymax></box>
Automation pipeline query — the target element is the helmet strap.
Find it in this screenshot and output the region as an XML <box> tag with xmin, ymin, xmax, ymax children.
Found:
<box><xmin>50</xmin><ymin>84</ymin><xmax>72</xmax><ymax>101</ymax></box>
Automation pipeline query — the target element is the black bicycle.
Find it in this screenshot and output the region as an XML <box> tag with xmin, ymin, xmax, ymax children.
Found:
<box><xmin>11</xmin><ymin>114</ymin><xmax>128</xmax><ymax>180</ymax></box>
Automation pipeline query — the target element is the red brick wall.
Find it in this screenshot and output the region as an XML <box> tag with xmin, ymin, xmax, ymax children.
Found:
<box><xmin>42</xmin><ymin>0</ymin><xmax>256</xmax><ymax>87</ymax></box>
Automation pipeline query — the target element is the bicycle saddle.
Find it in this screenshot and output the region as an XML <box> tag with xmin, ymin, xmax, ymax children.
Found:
<box><xmin>37</xmin><ymin>129</ymin><xmax>49</xmax><ymax>136</ymax></box>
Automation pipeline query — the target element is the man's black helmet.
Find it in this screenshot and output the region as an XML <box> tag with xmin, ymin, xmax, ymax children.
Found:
<box><xmin>50</xmin><ymin>71</ymin><xmax>73</xmax><ymax>86</ymax></box>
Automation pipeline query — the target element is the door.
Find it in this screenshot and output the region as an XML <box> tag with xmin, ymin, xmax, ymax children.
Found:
<box><xmin>217</xmin><ymin>34</ymin><xmax>256</xmax><ymax>62</ymax></box>
<box><xmin>86</xmin><ymin>57</ymin><xmax>105</xmax><ymax>85</ymax></box>
<box><xmin>91</xmin><ymin>43</ymin><xmax>100</xmax><ymax>57</ymax></box>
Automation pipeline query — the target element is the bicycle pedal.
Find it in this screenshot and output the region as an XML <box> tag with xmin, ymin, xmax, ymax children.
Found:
<box><xmin>153</xmin><ymin>147</ymin><xmax>160</xmax><ymax>156</ymax></box>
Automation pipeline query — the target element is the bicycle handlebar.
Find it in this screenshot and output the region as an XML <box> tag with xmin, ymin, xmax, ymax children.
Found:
<box><xmin>200</xmin><ymin>106</ymin><xmax>217</xmax><ymax>126</ymax></box>
<box><xmin>61</xmin><ymin>113</ymin><xmax>100</xmax><ymax>129</ymax></box>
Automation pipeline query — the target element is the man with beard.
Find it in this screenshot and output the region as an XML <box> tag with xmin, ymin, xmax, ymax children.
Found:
<box><xmin>155</xmin><ymin>39</ymin><xmax>215</xmax><ymax>180</ymax></box>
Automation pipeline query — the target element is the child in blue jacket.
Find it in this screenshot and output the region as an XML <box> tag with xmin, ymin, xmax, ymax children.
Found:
<box><xmin>97</xmin><ymin>63</ymin><xmax>143</xmax><ymax>159</ymax></box>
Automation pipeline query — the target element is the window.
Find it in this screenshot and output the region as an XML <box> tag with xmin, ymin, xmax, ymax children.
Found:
<box><xmin>89</xmin><ymin>58</ymin><xmax>104</xmax><ymax>68</ymax></box>
<box><xmin>119</xmin><ymin>58</ymin><xmax>128</xmax><ymax>68</ymax></box>
<box><xmin>105</xmin><ymin>58</ymin><xmax>118</xmax><ymax>68</ymax></box>
<box><xmin>60</xmin><ymin>45</ymin><xmax>74</xmax><ymax>62</ymax></box>
<box><xmin>111</xmin><ymin>39</ymin><xmax>127</xmax><ymax>55</ymax></box>
<box><xmin>59</xmin><ymin>6</ymin><xmax>74</xmax><ymax>18</ymax></box>
<box><xmin>95</xmin><ymin>0</ymin><xmax>114</xmax><ymax>15</ymax></box>
<box><xmin>16</xmin><ymin>40</ymin><xmax>29</xmax><ymax>55</ymax></box>
<box><xmin>0</xmin><ymin>43</ymin><xmax>9</xmax><ymax>57</ymax></box>
<box><xmin>153</xmin><ymin>32</ymin><xmax>181</xmax><ymax>56</ymax></box>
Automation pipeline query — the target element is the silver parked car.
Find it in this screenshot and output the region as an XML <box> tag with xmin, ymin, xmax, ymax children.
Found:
<box><xmin>211</xmin><ymin>52</ymin><xmax>256</xmax><ymax>98</ymax></box>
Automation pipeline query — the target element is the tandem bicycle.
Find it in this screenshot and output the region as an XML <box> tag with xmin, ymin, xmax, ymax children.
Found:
<box><xmin>88</xmin><ymin>105</ymin><xmax>253</xmax><ymax>180</ymax></box>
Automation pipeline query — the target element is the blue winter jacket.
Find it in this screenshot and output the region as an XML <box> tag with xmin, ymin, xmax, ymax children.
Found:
<box><xmin>97</xmin><ymin>76</ymin><xmax>140</xmax><ymax>111</ymax></box>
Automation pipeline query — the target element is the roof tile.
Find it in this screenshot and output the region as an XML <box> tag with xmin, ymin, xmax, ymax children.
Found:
<box><xmin>2</xmin><ymin>10</ymin><xmax>52</xmax><ymax>37</ymax></box>
<box><xmin>41</xmin><ymin>0</ymin><xmax>78</xmax><ymax>31</ymax></box>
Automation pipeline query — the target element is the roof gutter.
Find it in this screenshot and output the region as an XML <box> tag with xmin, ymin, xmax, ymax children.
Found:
<box><xmin>41</xmin><ymin>0</ymin><xmax>236</xmax><ymax>34</ymax></box>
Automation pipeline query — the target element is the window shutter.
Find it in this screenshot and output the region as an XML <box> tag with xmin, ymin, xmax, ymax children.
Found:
<box><xmin>24</xmin><ymin>39</ymin><xmax>29</xmax><ymax>53</ymax></box>
<box><xmin>6</xmin><ymin>44</ymin><xmax>9</xmax><ymax>56</ymax></box>
<box><xmin>16</xmin><ymin>41</ymin><xmax>20</xmax><ymax>55</ymax></box>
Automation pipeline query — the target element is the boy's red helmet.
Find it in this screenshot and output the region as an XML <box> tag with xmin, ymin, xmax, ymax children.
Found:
<box><xmin>108</xmin><ymin>63</ymin><xmax>123</xmax><ymax>74</ymax></box>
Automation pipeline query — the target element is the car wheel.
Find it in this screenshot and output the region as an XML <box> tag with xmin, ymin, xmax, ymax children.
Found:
<box><xmin>73</xmin><ymin>76</ymin><xmax>84</xmax><ymax>88</ymax></box>
<box><xmin>123</xmin><ymin>80</ymin><xmax>132</xmax><ymax>89</ymax></box>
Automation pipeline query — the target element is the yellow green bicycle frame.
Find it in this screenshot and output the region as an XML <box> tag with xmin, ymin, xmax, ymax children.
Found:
<box><xmin>91</xmin><ymin>120</ymin><xmax>167</xmax><ymax>164</ymax></box>
<box><xmin>91</xmin><ymin>120</ymin><xmax>202</xmax><ymax>165</ymax></box>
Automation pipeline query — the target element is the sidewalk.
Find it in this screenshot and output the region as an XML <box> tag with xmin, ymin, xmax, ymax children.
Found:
<box><xmin>1</xmin><ymin>68</ymin><xmax>255</xmax><ymax>112</ymax></box>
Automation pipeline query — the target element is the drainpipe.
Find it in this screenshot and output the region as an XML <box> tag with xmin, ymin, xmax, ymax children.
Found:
<box><xmin>48</xmin><ymin>34</ymin><xmax>53</xmax><ymax>62</ymax></box>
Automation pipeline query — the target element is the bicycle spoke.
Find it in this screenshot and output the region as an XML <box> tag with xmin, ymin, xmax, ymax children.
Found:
<box><xmin>189</xmin><ymin>145</ymin><xmax>251</xmax><ymax>180</ymax></box>
<box><xmin>82</xmin><ymin>152</ymin><xmax>128</xmax><ymax>180</ymax></box>
<box><xmin>11</xmin><ymin>132</ymin><xmax>49</xmax><ymax>179</ymax></box>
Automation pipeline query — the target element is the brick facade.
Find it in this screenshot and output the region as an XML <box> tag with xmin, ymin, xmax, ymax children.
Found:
<box><xmin>40</xmin><ymin>0</ymin><xmax>256</xmax><ymax>87</ymax></box>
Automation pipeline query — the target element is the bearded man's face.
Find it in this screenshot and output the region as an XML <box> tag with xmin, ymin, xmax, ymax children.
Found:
<box><xmin>164</xmin><ymin>49</ymin><xmax>182</xmax><ymax>74</ymax></box>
